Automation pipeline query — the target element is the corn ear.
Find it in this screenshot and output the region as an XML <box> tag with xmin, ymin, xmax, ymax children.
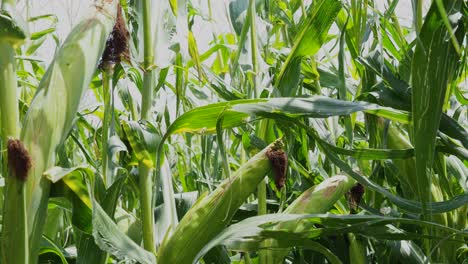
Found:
<box><xmin>157</xmin><ymin>140</ymin><xmax>283</xmax><ymax>264</ymax></box>
<box><xmin>3</xmin><ymin>1</ymin><xmax>118</xmax><ymax>262</ymax></box>
<box><xmin>0</xmin><ymin>4</ymin><xmax>29</xmax><ymax>264</ymax></box>
<box><xmin>0</xmin><ymin>39</ymin><xmax>29</xmax><ymax>264</ymax></box>
<box><xmin>266</xmin><ymin>175</ymin><xmax>356</xmax><ymax>263</ymax></box>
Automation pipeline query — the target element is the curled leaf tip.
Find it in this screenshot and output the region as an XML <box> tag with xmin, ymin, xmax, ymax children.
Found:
<box><xmin>7</xmin><ymin>139</ymin><xmax>32</xmax><ymax>182</ymax></box>
<box><xmin>266</xmin><ymin>146</ymin><xmax>288</xmax><ymax>189</ymax></box>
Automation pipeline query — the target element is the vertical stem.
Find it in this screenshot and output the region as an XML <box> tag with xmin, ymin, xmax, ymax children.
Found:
<box><xmin>175</xmin><ymin>53</ymin><xmax>183</xmax><ymax>117</ymax></box>
<box><xmin>141</xmin><ymin>73</ymin><xmax>154</xmax><ymax>120</ymax></box>
<box><xmin>300</xmin><ymin>0</ymin><xmax>306</xmax><ymax>17</ymax></box>
<box><xmin>139</xmin><ymin>164</ymin><xmax>155</xmax><ymax>254</ymax></box>
<box><xmin>140</xmin><ymin>0</ymin><xmax>156</xmax><ymax>255</ymax></box>
<box><xmin>249</xmin><ymin>0</ymin><xmax>265</xmax><ymax>204</ymax></box>
<box><xmin>247</xmin><ymin>0</ymin><xmax>266</xmax><ymax>217</ymax></box>
<box><xmin>249</xmin><ymin>0</ymin><xmax>259</xmax><ymax>98</ymax></box>
<box><xmin>248</xmin><ymin>1</ymin><xmax>267</xmax><ymax>262</ymax></box>
<box><xmin>0</xmin><ymin>39</ymin><xmax>28</xmax><ymax>264</ymax></box>
<box><xmin>217</xmin><ymin>117</ymin><xmax>231</xmax><ymax>179</ymax></box>
<box><xmin>256</xmin><ymin>122</ymin><xmax>268</xmax><ymax>264</ymax></box>
<box><xmin>0</xmin><ymin>45</ymin><xmax>19</xmax><ymax>141</ymax></box>
<box><xmin>101</xmin><ymin>67</ymin><xmax>113</xmax><ymax>187</ymax></box>
<box><xmin>338</xmin><ymin>19</ymin><xmax>353</xmax><ymax>146</ymax></box>
<box><xmin>414</xmin><ymin>0</ymin><xmax>423</xmax><ymax>35</ymax></box>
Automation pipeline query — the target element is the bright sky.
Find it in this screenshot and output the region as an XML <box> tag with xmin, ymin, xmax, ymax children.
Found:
<box><xmin>16</xmin><ymin>0</ymin><xmax>427</xmax><ymax>63</ymax></box>
<box><xmin>17</xmin><ymin>0</ymin><xmax>231</xmax><ymax>63</ymax></box>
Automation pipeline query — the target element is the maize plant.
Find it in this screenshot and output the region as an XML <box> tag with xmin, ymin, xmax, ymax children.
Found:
<box><xmin>0</xmin><ymin>0</ymin><xmax>467</xmax><ymax>263</ymax></box>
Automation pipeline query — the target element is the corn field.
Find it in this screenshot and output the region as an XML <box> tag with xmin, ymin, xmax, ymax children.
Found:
<box><xmin>0</xmin><ymin>0</ymin><xmax>467</xmax><ymax>263</ymax></box>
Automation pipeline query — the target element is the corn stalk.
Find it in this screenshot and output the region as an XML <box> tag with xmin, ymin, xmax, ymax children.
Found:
<box><xmin>138</xmin><ymin>0</ymin><xmax>157</xmax><ymax>255</ymax></box>
<box><xmin>2</xmin><ymin>1</ymin><xmax>118</xmax><ymax>262</ymax></box>
<box><xmin>0</xmin><ymin>2</ymin><xmax>28</xmax><ymax>263</ymax></box>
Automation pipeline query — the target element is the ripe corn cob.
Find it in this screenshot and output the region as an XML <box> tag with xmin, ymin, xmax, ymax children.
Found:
<box><xmin>158</xmin><ymin>140</ymin><xmax>284</xmax><ymax>264</ymax></box>
<box><xmin>266</xmin><ymin>175</ymin><xmax>356</xmax><ymax>263</ymax></box>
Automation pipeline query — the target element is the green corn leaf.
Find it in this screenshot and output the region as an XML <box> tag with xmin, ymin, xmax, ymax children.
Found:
<box><xmin>91</xmin><ymin>197</ymin><xmax>156</xmax><ymax>264</ymax></box>
<box><xmin>229</xmin><ymin>0</ymin><xmax>249</xmax><ymax>36</ymax></box>
<box><xmin>188</xmin><ymin>30</ymin><xmax>203</xmax><ymax>80</ymax></box>
<box><xmin>276</xmin><ymin>56</ymin><xmax>302</xmax><ymax>97</ymax></box>
<box><xmin>122</xmin><ymin>120</ymin><xmax>161</xmax><ymax>168</ymax></box>
<box><xmin>39</xmin><ymin>235</ymin><xmax>69</xmax><ymax>264</ymax></box>
<box><xmin>44</xmin><ymin>166</ymin><xmax>156</xmax><ymax>263</ymax></box>
<box><xmin>276</xmin><ymin>0</ymin><xmax>341</xmax><ymax>96</ymax></box>
<box><xmin>30</xmin><ymin>27</ymin><xmax>55</xmax><ymax>40</ymax></box>
<box><xmin>169</xmin><ymin>0</ymin><xmax>177</xmax><ymax>15</ymax></box>
<box><xmin>382</xmin><ymin>240</ymin><xmax>427</xmax><ymax>263</ymax></box>
<box><xmin>164</xmin><ymin>96</ymin><xmax>410</xmax><ymax>137</ymax></box>
<box><xmin>196</xmin><ymin>213</ymin><xmax>466</xmax><ymax>262</ymax></box>
<box><xmin>107</xmin><ymin>135</ymin><xmax>128</xmax><ymax>164</ymax></box>
<box><xmin>43</xmin><ymin>166</ymin><xmax>94</xmax><ymax>235</ymax></box>
<box><xmin>359</xmin><ymin>51</ymin><xmax>468</xmax><ymax>149</ymax></box>
<box><xmin>296</xmin><ymin>121</ymin><xmax>468</xmax><ymax>214</ymax></box>
<box><xmin>44</xmin><ymin>166</ymin><xmax>93</xmax><ymax>209</ymax></box>
<box><xmin>292</xmin><ymin>0</ymin><xmax>341</xmax><ymax>57</ymax></box>
<box><xmin>411</xmin><ymin>0</ymin><xmax>464</xmax><ymax>214</ymax></box>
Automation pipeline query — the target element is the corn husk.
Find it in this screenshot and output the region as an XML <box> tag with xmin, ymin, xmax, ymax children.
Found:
<box><xmin>266</xmin><ymin>175</ymin><xmax>356</xmax><ymax>263</ymax></box>
<box><xmin>157</xmin><ymin>140</ymin><xmax>283</xmax><ymax>263</ymax></box>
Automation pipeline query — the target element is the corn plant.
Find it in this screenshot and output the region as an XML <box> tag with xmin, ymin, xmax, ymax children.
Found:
<box><xmin>0</xmin><ymin>0</ymin><xmax>467</xmax><ymax>263</ymax></box>
<box><xmin>1</xmin><ymin>0</ymin><xmax>118</xmax><ymax>262</ymax></box>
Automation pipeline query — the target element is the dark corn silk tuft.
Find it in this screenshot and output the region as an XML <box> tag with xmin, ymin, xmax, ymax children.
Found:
<box><xmin>266</xmin><ymin>148</ymin><xmax>288</xmax><ymax>189</ymax></box>
<box><xmin>346</xmin><ymin>183</ymin><xmax>365</xmax><ymax>213</ymax></box>
<box><xmin>7</xmin><ymin>139</ymin><xmax>32</xmax><ymax>182</ymax></box>
<box><xmin>99</xmin><ymin>4</ymin><xmax>130</xmax><ymax>69</ymax></box>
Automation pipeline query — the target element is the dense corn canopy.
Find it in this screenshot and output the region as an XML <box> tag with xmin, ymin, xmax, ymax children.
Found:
<box><xmin>0</xmin><ymin>0</ymin><xmax>467</xmax><ymax>264</ymax></box>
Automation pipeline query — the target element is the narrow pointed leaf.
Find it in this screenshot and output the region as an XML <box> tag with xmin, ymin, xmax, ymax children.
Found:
<box><xmin>164</xmin><ymin>96</ymin><xmax>409</xmax><ymax>137</ymax></box>
<box><xmin>411</xmin><ymin>0</ymin><xmax>464</xmax><ymax>213</ymax></box>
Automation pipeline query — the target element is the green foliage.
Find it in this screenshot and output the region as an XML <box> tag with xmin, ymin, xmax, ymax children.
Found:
<box><xmin>0</xmin><ymin>0</ymin><xmax>467</xmax><ymax>263</ymax></box>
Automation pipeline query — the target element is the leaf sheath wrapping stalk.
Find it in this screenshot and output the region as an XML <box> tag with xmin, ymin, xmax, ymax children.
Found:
<box><xmin>0</xmin><ymin>8</ymin><xmax>28</xmax><ymax>263</ymax></box>
<box><xmin>12</xmin><ymin>1</ymin><xmax>118</xmax><ymax>262</ymax></box>
<box><xmin>157</xmin><ymin>140</ymin><xmax>283</xmax><ymax>264</ymax></box>
<box><xmin>266</xmin><ymin>175</ymin><xmax>356</xmax><ymax>263</ymax></box>
<box><xmin>386</xmin><ymin>124</ymin><xmax>417</xmax><ymax>198</ymax></box>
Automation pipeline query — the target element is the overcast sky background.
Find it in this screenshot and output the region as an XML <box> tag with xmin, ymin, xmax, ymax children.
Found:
<box><xmin>16</xmin><ymin>0</ymin><xmax>428</xmax><ymax>63</ymax></box>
